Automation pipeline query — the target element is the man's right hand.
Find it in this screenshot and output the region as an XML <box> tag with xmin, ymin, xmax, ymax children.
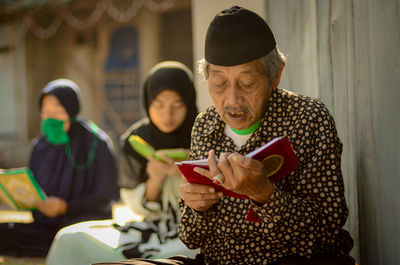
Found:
<box><xmin>180</xmin><ymin>177</ymin><xmax>223</xmax><ymax>212</ymax></box>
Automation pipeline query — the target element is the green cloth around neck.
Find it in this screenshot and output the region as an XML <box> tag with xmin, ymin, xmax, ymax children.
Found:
<box><xmin>230</xmin><ymin>120</ymin><xmax>261</xmax><ymax>135</ymax></box>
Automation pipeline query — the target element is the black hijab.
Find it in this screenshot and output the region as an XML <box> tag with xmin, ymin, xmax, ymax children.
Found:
<box><xmin>38</xmin><ymin>79</ymin><xmax>81</xmax><ymax>118</ymax></box>
<box><xmin>134</xmin><ymin>61</ymin><xmax>198</xmax><ymax>150</ymax></box>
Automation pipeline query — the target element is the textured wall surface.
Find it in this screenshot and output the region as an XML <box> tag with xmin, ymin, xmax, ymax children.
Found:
<box><xmin>267</xmin><ymin>0</ymin><xmax>400</xmax><ymax>264</ymax></box>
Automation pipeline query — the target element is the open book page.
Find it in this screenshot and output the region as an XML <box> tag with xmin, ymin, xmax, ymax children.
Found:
<box><xmin>176</xmin><ymin>136</ymin><xmax>299</xmax><ymax>198</ymax></box>
<box><xmin>0</xmin><ymin>184</ymin><xmax>18</xmax><ymax>209</ymax></box>
<box><xmin>0</xmin><ymin>167</ymin><xmax>47</xmax><ymax>210</ymax></box>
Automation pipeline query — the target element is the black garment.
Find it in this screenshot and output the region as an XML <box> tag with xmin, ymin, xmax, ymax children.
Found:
<box><xmin>0</xmin><ymin>121</ymin><xmax>119</xmax><ymax>257</ymax></box>
<box><xmin>119</xmin><ymin>61</ymin><xmax>198</xmax><ymax>188</ymax></box>
<box><xmin>30</xmin><ymin>119</ymin><xmax>119</xmax><ymax>220</ymax></box>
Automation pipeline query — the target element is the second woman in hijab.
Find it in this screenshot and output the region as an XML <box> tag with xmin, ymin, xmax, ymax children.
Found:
<box><xmin>46</xmin><ymin>61</ymin><xmax>199</xmax><ymax>265</ymax></box>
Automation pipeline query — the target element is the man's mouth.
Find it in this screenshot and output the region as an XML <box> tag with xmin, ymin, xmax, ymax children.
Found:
<box><xmin>222</xmin><ymin>106</ymin><xmax>252</xmax><ymax>125</ymax></box>
<box><xmin>228</xmin><ymin>111</ymin><xmax>245</xmax><ymax>119</ymax></box>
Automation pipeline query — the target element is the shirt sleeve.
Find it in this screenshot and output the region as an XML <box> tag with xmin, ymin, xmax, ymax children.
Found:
<box><xmin>178</xmin><ymin>199</ymin><xmax>220</xmax><ymax>249</ymax></box>
<box><xmin>250</xmin><ymin>107</ymin><xmax>351</xmax><ymax>256</ymax></box>
<box><xmin>178</xmin><ymin>117</ymin><xmax>221</xmax><ymax>249</ymax></box>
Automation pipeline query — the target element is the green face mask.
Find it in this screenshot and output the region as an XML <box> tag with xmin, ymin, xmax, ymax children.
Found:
<box><xmin>41</xmin><ymin>118</ymin><xmax>70</xmax><ymax>145</ymax></box>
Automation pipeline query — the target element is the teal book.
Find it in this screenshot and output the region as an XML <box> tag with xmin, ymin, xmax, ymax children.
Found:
<box><xmin>0</xmin><ymin>167</ymin><xmax>47</xmax><ymax>210</ymax></box>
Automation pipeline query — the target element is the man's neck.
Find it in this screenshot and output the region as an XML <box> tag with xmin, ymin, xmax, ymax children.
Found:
<box><xmin>230</xmin><ymin>120</ymin><xmax>261</xmax><ymax>135</ymax></box>
<box><xmin>225</xmin><ymin>120</ymin><xmax>261</xmax><ymax>147</ymax></box>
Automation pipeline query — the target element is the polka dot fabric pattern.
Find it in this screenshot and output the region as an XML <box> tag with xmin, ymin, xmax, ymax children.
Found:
<box><xmin>178</xmin><ymin>88</ymin><xmax>354</xmax><ymax>265</ymax></box>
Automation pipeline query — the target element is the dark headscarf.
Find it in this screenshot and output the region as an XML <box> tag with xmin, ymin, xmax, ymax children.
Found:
<box><xmin>119</xmin><ymin>62</ymin><xmax>198</xmax><ymax>188</ymax></box>
<box><xmin>38</xmin><ymin>79</ymin><xmax>81</xmax><ymax>118</ymax></box>
<box><xmin>137</xmin><ymin>61</ymin><xmax>198</xmax><ymax>150</ymax></box>
<box><xmin>30</xmin><ymin>79</ymin><xmax>119</xmax><ymax>226</ymax></box>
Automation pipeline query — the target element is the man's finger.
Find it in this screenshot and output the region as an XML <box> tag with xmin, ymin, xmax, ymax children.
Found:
<box><xmin>193</xmin><ymin>167</ymin><xmax>212</xmax><ymax>178</ymax></box>
<box><xmin>230</xmin><ymin>153</ymin><xmax>263</xmax><ymax>171</ymax></box>
<box><xmin>218</xmin><ymin>153</ymin><xmax>234</xmax><ymax>180</ymax></box>
<box><xmin>182</xmin><ymin>191</ymin><xmax>223</xmax><ymax>201</ymax></box>
<box><xmin>207</xmin><ymin>150</ymin><xmax>219</xmax><ymax>175</ymax></box>
<box><xmin>180</xmin><ymin>181</ymin><xmax>216</xmax><ymax>193</ymax></box>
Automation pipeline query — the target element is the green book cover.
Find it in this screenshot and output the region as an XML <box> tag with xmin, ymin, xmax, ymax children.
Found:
<box><xmin>128</xmin><ymin>135</ymin><xmax>188</xmax><ymax>161</ymax></box>
<box><xmin>0</xmin><ymin>167</ymin><xmax>47</xmax><ymax>210</ymax></box>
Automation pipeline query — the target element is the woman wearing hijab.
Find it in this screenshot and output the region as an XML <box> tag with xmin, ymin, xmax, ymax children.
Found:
<box><xmin>118</xmin><ymin>60</ymin><xmax>198</xmax><ymax>216</ymax></box>
<box><xmin>45</xmin><ymin>61</ymin><xmax>199</xmax><ymax>265</ymax></box>
<box><xmin>0</xmin><ymin>79</ymin><xmax>120</xmax><ymax>257</ymax></box>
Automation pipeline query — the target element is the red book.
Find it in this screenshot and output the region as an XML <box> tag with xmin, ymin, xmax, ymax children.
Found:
<box><xmin>176</xmin><ymin>136</ymin><xmax>299</xmax><ymax>199</ymax></box>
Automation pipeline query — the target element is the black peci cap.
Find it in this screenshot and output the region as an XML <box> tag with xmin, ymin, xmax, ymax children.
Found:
<box><xmin>205</xmin><ymin>6</ymin><xmax>276</xmax><ymax>66</ymax></box>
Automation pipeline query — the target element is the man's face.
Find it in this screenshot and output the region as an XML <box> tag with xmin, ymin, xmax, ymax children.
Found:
<box><xmin>208</xmin><ymin>59</ymin><xmax>271</xmax><ymax>130</ymax></box>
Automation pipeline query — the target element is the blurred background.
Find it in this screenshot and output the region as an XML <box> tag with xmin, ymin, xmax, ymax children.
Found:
<box><xmin>0</xmin><ymin>0</ymin><xmax>399</xmax><ymax>264</ymax></box>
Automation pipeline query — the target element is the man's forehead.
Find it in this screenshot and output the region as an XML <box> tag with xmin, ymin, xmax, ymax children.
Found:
<box><xmin>209</xmin><ymin>60</ymin><xmax>264</xmax><ymax>75</ymax></box>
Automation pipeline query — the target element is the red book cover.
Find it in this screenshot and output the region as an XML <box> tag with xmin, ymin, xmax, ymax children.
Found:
<box><xmin>176</xmin><ymin>136</ymin><xmax>299</xmax><ymax>199</ymax></box>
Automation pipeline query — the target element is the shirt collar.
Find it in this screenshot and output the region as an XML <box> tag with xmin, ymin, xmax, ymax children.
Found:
<box><xmin>198</xmin><ymin>106</ymin><xmax>225</xmax><ymax>137</ymax></box>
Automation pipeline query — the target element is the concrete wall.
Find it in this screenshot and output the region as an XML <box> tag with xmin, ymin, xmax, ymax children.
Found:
<box><xmin>351</xmin><ymin>1</ymin><xmax>400</xmax><ymax>264</ymax></box>
<box><xmin>0</xmin><ymin>25</ymin><xmax>30</xmax><ymax>167</ymax></box>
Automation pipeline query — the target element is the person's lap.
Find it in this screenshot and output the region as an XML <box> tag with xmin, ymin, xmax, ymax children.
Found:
<box><xmin>47</xmin><ymin>220</ymin><xmax>199</xmax><ymax>265</ymax></box>
<box><xmin>46</xmin><ymin>220</ymin><xmax>126</xmax><ymax>265</ymax></box>
<box><xmin>0</xmin><ymin>222</ymin><xmax>57</xmax><ymax>257</ymax></box>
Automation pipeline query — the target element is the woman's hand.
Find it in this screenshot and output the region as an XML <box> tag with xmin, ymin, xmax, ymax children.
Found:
<box><xmin>145</xmin><ymin>155</ymin><xmax>182</xmax><ymax>202</ymax></box>
<box><xmin>146</xmin><ymin>156</ymin><xmax>169</xmax><ymax>182</ymax></box>
<box><xmin>158</xmin><ymin>154</ymin><xmax>182</xmax><ymax>178</ymax></box>
<box><xmin>35</xmin><ymin>196</ymin><xmax>67</xmax><ymax>218</ymax></box>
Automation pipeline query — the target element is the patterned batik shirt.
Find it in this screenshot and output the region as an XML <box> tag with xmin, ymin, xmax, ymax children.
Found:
<box><xmin>178</xmin><ymin>88</ymin><xmax>354</xmax><ymax>265</ymax></box>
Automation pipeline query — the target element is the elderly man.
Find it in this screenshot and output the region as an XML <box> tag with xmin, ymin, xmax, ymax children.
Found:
<box><xmin>94</xmin><ymin>6</ymin><xmax>355</xmax><ymax>265</ymax></box>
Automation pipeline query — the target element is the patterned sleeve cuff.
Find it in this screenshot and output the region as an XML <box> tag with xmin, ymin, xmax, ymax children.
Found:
<box><xmin>179</xmin><ymin>199</ymin><xmax>213</xmax><ymax>231</ymax></box>
<box><xmin>251</xmin><ymin>186</ymin><xmax>289</xmax><ymax>223</ymax></box>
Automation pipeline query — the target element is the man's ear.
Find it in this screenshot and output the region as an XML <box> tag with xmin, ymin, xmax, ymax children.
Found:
<box><xmin>274</xmin><ymin>62</ymin><xmax>285</xmax><ymax>88</ymax></box>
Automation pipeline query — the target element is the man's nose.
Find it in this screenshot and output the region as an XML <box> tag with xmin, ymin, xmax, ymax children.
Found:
<box><xmin>225</xmin><ymin>85</ymin><xmax>243</xmax><ymax>105</ymax></box>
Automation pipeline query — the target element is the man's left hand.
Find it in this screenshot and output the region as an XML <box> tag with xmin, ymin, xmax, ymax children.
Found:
<box><xmin>200</xmin><ymin>151</ymin><xmax>274</xmax><ymax>204</ymax></box>
<box><xmin>223</xmin><ymin>153</ymin><xmax>274</xmax><ymax>204</ymax></box>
